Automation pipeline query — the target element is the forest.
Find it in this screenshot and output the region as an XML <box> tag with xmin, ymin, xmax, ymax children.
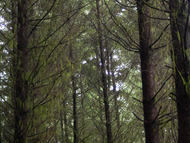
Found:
<box><xmin>0</xmin><ymin>0</ymin><xmax>190</xmax><ymax>143</ymax></box>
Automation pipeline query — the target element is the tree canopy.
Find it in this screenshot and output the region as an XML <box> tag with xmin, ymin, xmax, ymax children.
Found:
<box><xmin>0</xmin><ymin>0</ymin><xmax>189</xmax><ymax>143</ymax></box>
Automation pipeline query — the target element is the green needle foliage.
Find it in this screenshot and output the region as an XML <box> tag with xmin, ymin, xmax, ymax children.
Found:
<box><xmin>0</xmin><ymin>0</ymin><xmax>189</xmax><ymax>143</ymax></box>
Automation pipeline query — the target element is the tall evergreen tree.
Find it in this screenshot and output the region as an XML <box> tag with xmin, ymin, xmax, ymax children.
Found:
<box><xmin>169</xmin><ymin>0</ymin><xmax>190</xmax><ymax>142</ymax></box>
<box><xmin>137</xmin><ymin>0</ymin><xmax>159</xmax><ymax>142</ymax></box>
<box><xmin>95</xmin><ymin>0</ymin><xmax>113</xmax><ymax>142</ymax></box>
<box><xmin>13</xmin><ymin>0</ymin><xmax>29</xmax><ymax>142</ymax></box>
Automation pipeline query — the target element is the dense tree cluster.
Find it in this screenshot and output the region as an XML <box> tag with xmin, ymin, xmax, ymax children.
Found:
<box><xmin>0</xmin><ymin>0</ymin><xmax>189</xmax><ymax>143</ymax></box>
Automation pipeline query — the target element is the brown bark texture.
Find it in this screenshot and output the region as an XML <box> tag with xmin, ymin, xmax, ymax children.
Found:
<box><xmin>137</xmin><ymin>0</ymin><xmax>159</xmax><ymax>143</ymax></box>
<box><xmin>96</xmin><ymin>0</ymin><xmax>113</xmax><ymax>143</ymax></box>
<box><xmin>14</xmin><ymin>0</ymin><xmax>29</xmax><ymax>142</ymax></box>
<box><xmin>169</xmin><ymin>0</ymin><xmax>190</xmax><ymax>142</ymax></box>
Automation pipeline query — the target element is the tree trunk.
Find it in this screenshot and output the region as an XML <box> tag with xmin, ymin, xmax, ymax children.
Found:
<box><xmin>14</xmin><ymin>0</ymin><xmax>29</xmax><ymax>142</ymax></box>
<box><xmin>111</xmin><ymin>54</ymin><xmax>121</xmax><ymax>142</ymax></box>
<box><xmin>96</xmin><ymin>0</ymin><xmax>113</xmax><ymax>143</ymax></box>
<box><xmin>80</xmin><ymin>75</ymin><xmax>85</xmax><ymax>142</ymax></box>
<box><xmin>95</xmin><ymin>50</ymin><xmax>105</xmax><ymax>142</ymax></box>
<box><xmin>63</xmin><ymin>100</ymin><xmax>69</xmax><ymax>143</ymax></box>
<box><xmin>72</xmin><ymin>78</ymin><xmax>78</xmax><ymax>143</ymax></box>
<box><xmin>0</xmin><ymin>119</ymin><xmax>1</xmax><ymax>143</ymax></box>
<box><xmin>137</xmin><ymin>0</ymin><xmax>159</xmax><ymax>143</ymax></box>
<box><xmin>69</xmin><ymin>43</ymin><xmax>78</xmax><ymax>143</ymax></box>
<box><xmin>169</xmin><ymin>0</ymin><xmax>190</xmax><ymax>142</ymax></box>
<box><xmin>60</xmin><ymin>110</ymin><xmax>64</xmax><ymax>143</ymax></box>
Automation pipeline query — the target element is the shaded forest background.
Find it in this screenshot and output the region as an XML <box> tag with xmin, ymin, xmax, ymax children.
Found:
<box><xmin>0</xmin><ymin>0</ymin><xmax>190</xmax><ymax>143</ymax></box>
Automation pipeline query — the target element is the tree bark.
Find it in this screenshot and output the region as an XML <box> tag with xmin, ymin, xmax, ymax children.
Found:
<box><xmin>169</xmin><ymin>0</ymin><xmax>190</xmax><ymax>142</ymax></box>
<box><xmin>96</xmin><ymin>0</ymin><xmax>113</xmax><ymax>143</ymax></box>
<box><xmin>69</xmin><ymin>42</ymin><xmax>78</xmax><ymax>143</ymax></box>
<box><xmin>14</xmin><ymin>0</ymin><xmax>29</xmax><ymax>142</ymax></box>
<box><xmin>72</xmin><ymin>77</ymin><xmax>78</xmax><ymax>143</ymax></box>
<box><xmin>60</xmin><ymin>110</ymin><xmax>64</xmax><ymax>143</ymax></box>
<box><xmin>63</xmin><ymin>100</ymin><xmax>69</xmax><ymax>143</ymax></box>
<box><xmin>95</xmin><ymin>49</ymin><xmax>105</xmax><ymax>142</ymax></box>
<box><xmin>137</xmin><ymin>0</ymin><xmax>159</xmax><ymax>143</ymax></box>
<box><xmin>80</xmin><ymin>75</ymin><xmax>85</xmax><ymax>142</ymax></box>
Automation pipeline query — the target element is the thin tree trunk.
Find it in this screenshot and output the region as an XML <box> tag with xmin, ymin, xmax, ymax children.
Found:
<box><xmin>0</xmin><ymin>119</ymin><xmax>1</xmax><ymax>143</ymax></box>
<box><xmin>80</xmin><ymin>75</ymin><xmax>85</xmax><ymax>142</ymax></box>
<box><xmin>169</xmin><ymin>0</ymin><xmax>190</xmax><ymax>142</ymax></box>
<box><xmin>14</xmin><ymin>0</ymin><xmax>29</xmax><ymax>142</ymax></box>
<box><xmin>106</xmin><ymin>40</ymin><xmax>111</xmax><ymax>90</ymax></box>
<box><xmin>70</xmin><ymin>43</ymin><xmax>78</xmax><ymax>143</ymax></box>
<box><xmin>72</xmin><ymin>75</ymin><xmax>78</xmax><ymax>143</ymax></box>
<box><xmin>60</xmin><ymin>110</ymin><xmax>64</xmax><ymax>143</ymax></box>
<box><xmin>111</xmin><ymin>54</ymin><xmax>121</xmax><ymax>142</ymax></box>
<box><xmin>11</xmin><ymin>1</ymin><xmax>18</xmax><ymax>142</ymax></box>
<box><xmin>96</xmin><ymin>0</ymin><xmax>113</xmax><ymax>143</ymax></box>
<box><xmin>63</xmin><ymin>100</ymin><xmax>69</xmax><ymax>143</ymax></box>
<box><xmin>95</xmin><ymin>50</ymin><xmax>104</xmax><ymax>142</ymax></box>
<box><xmin>137</xmin><ymin>0</ymin><xmax>159</xmax><ymax>143</ymax></box>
